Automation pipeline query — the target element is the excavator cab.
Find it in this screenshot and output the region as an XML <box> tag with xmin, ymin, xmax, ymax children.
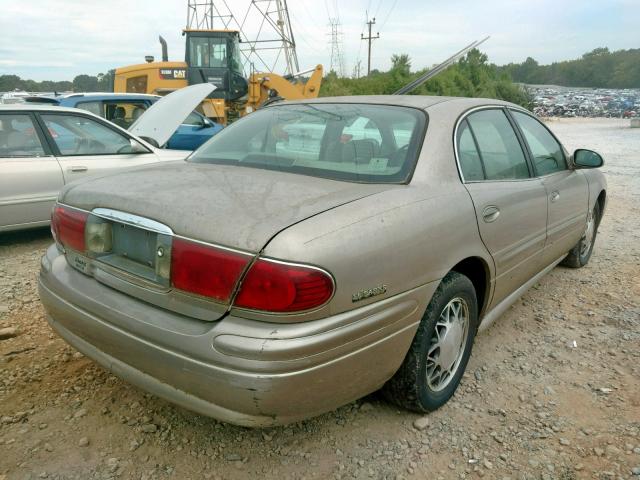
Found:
<box><xmin>184</xmin><ymin>30</ymin><xmax>248</xmax><ymax>102</ymax></box>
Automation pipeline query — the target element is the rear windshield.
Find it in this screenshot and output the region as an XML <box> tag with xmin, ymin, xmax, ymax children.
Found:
<box><xmin>189</xmin><ymin>103</ymin><xmax>426</xmax><ymax>183</ymax></box>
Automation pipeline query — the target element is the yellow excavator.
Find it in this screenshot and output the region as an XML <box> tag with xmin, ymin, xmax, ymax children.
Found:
<box><xmin>114</xmin><ymin>30</ymin><xmax>322</xmax><ymax>125</ymax></box>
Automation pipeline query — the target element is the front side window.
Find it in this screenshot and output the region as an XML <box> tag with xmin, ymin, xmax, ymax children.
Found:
<box><xmin>511</xmin><ymin>111</ymin><xmax>566</xmax><ymax>176</ymax></box>
<box><xmin>41</xmin><ymin>114</ymin><xmax>143</xmax><ymax>156</ymax></box>
<box><xmin>190</xmin><ymin>103</ymin><xmax>426</xmax><ymax>183</ymax></box>
<box><xmin>0</xmin><ymin>114</ymin><xmax>46</xmax><ymax>157</ymax></box>
<box><xmin>466</xmin><ymin>109</ymin><xmax>530</xmax><ymax>180</ymax></box>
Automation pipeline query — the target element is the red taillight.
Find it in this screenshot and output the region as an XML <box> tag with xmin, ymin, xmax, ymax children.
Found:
<box><xmin>171</xmin><ymin>238</ymin><xmax>250</xmax><ymax>302</ymax></box>
<box><xmin>52</xmin><ymin>205</ymin><xmax>88</xmax><ymax>252</ymax></box>
<box><xmin>234</xmin><ymin>259</ymin><xmax>334</xmax><ymax>312</ymax></box>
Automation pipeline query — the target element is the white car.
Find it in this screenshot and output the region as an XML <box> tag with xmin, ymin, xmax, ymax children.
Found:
<box><xmin>0</xmin><ymin>84</ymin><xmax>214</xmax><ymax>232</ymax></box>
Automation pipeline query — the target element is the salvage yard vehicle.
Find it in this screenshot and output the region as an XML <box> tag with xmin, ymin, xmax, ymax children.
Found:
<box><xmin>38</xmin><ymin>96</ymin><xmax>606</xmax><ymax>426</ymax></box>
<box><xmin>0</xmin><ymin>84</ymin><xmax>214</xmax><ymax>232</ymax></box>
<box><xmin>24</xmin><ymin>92</ymin><xmax>223</xmax><ymax>150</ymax></box>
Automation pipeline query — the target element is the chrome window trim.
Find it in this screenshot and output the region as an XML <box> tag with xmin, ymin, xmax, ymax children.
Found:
<box><xmin>453</xmin><ymin>104</ymin><xmax>536</xmax><ymax>184</ymax></box>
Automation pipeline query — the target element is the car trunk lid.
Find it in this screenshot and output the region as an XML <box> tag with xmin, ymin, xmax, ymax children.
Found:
<box><xmin>60</xmin><ymin>162</ymin><xmax>393</xmax><ymax>252</ymax></box>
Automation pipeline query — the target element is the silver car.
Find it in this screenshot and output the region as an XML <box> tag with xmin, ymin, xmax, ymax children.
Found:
<box><xmin>0</xmin><ymin>84</ymin><xmax>214</xmax><ymax>232</ymax></box>
<box><xmin>38</xmin><ymin>96</ymin><xmax>606</xmax><ymax>426</ymax></box>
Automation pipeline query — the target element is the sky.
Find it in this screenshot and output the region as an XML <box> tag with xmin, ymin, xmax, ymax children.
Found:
<box><xmin>0</xmin><ymin>0</ymin><xmax>638</xmax><ymax>81</ymax></box>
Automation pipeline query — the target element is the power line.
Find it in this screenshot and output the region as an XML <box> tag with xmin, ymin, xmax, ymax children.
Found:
<box><xmin>379</xmin><ymin>0</ymin><xmax>399</xmax><ymax>31</ymax></box>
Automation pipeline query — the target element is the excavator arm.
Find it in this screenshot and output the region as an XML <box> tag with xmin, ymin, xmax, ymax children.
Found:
<box><xmin>246</xmin><ymin>65</ymin><xmax>323</xmax><ymax>112</ymax></box>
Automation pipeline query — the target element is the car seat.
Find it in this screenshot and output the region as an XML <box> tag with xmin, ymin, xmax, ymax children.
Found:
<box><xmin>131</xmin><ymin>107</ymin><xmax>145</xmax><ymax>123</ymax></box>
<box><xmin>112</xmin><ymin>107</ymin><xmax>128</xmax><ymax>128</ymax></box>
<box><xmin>341</xmin><ymin>138</ymin><xmax>380</xmax><ymax>165</ymax></box>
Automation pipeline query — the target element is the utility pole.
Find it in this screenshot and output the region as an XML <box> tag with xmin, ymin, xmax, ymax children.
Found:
<box><xmin>361</xmin><ymin>17</ymin><xmax>379</xmax><ymax>75</ymax></box>
<box><xmin>353</xmin><ymin>60</ymin><xmax>361</xmax><ymax>79</ymax></box>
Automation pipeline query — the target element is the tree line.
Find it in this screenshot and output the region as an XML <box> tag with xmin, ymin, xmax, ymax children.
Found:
<box><xmin>498</xmin><ymin>47</ymin><xmax>640</xmax><ymax>89</ymax></box>
<box><xmin>0</xmin><ymin>70</ymin><xmax>114</xmax><ymax>93</ymax></box>
<box><xmin>320</xmin><ymin>50</ymin><xmax>532</xmax><ymax>108</ymax></box>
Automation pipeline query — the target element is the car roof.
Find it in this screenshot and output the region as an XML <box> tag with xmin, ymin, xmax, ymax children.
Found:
<box><xmin>277</xmin><ymin>95</ymin><xmax>519</xmax><ymax>112</ymax></box>
<box><xmin>0</xmin><ymin>103</ymin><xmax>97</xmax><ymax>114</ymax></box>
<box><xmin>57</xmin><ymin>92</ymin><xmax>160</xmax><ymax>100</ymax></box>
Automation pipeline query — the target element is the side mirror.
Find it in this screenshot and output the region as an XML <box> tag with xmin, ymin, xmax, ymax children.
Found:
<box><xmin>198</xmin><ymin>118</ymin><xmax>213</xmax><ymax>130</ymax></box>
<box><xmin>129</xmin><ymin>139</ymin><xmax>150</xmax><ymax>153</ymax></box>
<box><xmin>573</xmin><ymin>149</ymin><xmax>603</xmax><ymax>169</ymax></box>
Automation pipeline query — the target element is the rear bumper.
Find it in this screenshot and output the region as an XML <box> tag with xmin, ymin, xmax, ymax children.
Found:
<box><xmin>39</xmin><ymin>245</ymin><xmax>434</xmax><ymax>426</ymax></box>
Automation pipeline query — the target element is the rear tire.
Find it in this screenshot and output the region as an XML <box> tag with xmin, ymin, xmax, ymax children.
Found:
<box><xmin>561</xmin><ymin>202</ymin><xmax>600</xmax><ymax>268</ymax></box>
<box><xmin>383</xmin><ymin>272</ymin><xmax>478</xmax><ymax>412</ymax></box>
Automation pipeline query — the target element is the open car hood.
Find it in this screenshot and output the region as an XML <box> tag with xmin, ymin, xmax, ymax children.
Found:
<box><xmin>128</xmin><ymin>83</ymin><xmax>215</xmax><ymax>147</ymax></box>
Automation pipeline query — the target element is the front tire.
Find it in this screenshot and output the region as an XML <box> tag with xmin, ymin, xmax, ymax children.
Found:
<box><xmin>383</xmin><ymin>272</ymin><xmax>478</xmax><ymax>412</ymax></box>
<box><xmin>561</xmin><ymin>202</ymin><xmax>600</xmax><ymax>268</ymax></box>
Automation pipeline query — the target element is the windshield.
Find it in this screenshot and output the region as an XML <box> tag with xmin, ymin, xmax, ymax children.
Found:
<box><xmin>189</xmin><ymin>103</ymin><xmax>426</xmax><ymax>183</ymax></box>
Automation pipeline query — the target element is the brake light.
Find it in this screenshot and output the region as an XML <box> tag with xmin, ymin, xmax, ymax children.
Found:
<box><xmin>234</xmin><ymin>259</ymin><xmax>334</xmax><ymax>312</ymax></box>
<box><xmin>171</xmin><ymin>238</ymin><xmax>250</xmax><ymax>302</ymax></box>
<box><xmin>51</xmin><ymin>205</ymin><xmax>88</xmax><ymax>252</ymax></box>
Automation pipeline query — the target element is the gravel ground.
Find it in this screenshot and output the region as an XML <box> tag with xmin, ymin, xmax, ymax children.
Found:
<box><xmin>0</xmin><ymin>118</ymin><xmax>639</xmax><ymax>480</ymax></box>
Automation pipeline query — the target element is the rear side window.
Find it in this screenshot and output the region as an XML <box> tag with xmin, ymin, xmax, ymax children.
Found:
<box><xmin>466</xmin><ymin>109</ymin><xmax>530</xmax><ymax>180</ymax></box>
<box><xmin>456</xmin><ymin>120</ymin><xmax>484</xmax><ymax>181</ymax></box>
<box><xmin>511</xmin><ymin>110</ymin><xmax>566</xmax><ymax>176</ymax></box>
<box><xmin>190</xmin><ymin>103</ymin><xmax>427</xmax><ymax>184</ymax></box>
<box><xmin>76</xmin><ymin>101</ymin><xmax>102</xmax><ymax>117</ymax></box>
<box><xmin>0</xmin><ymin>114</ymin><xmax>46</xmax><ymax>157</ymax></box>
<box><xmin>104</xmin><ymin>102</ymin><xmax>148</xmax><ymax>129</ymax></box>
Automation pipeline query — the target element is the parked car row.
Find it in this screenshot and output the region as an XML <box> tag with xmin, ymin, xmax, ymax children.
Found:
<box><xmin>24</xmin><ymin>92</ymin><xmax>223</xmax><ymax>150</ymax></box>
<box><xmin>35</xmin><ymin>95</ymin><xmax>606</xmax><ymax>426</ymax></box>
<box><xmin>0</xmin><ymin>84</ymin><xmax>215</xmax><ymax>232</ymax></box>
<box><xmin>529</xmin><ymin>85</ymin><xmax>639</xmax><ymax>118</ymax></box>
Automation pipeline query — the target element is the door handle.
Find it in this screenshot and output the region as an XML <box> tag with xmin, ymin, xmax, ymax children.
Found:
<box><xmin>482</xmin><ymin>205</ymin><xmax>500</xmax><ymax>223</ymax></box>
<box><xmin>550</xmin><ymin>191</ymin><xmax>560</xmax><ymax>202</ymax></box>
<box><xmin>69</xmin><ymin>166</ymin><xmax>88</xmax><ymax>173</ymax></box>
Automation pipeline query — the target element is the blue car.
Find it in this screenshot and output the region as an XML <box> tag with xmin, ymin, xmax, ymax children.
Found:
<box><xmin>24</xmin><ymin>93</ymin><xmax>223</xmax><ymax>150</ymax></box>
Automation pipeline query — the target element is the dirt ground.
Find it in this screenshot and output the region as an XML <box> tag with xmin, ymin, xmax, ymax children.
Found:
<box><xmin>1</xmin><ymin>118</ymin><xmax>639</xmax><ymax>480</ymax></box>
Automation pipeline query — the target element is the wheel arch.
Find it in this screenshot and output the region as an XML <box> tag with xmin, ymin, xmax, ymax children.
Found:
<box><xmin>449</xmin><ymin>256</ymin><xmax>491</xmax><ymax>317</ymax></box>
<box><xmin>596</xmin><ymin>189</ymin><xmax>606</xmax><ymax>224</ymax></box>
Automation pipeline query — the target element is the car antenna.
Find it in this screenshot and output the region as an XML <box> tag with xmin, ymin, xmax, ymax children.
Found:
<box><xmin>393</xmin><ymin>36</ymin><xmax>490</xmax><ymax>95</ymax></box>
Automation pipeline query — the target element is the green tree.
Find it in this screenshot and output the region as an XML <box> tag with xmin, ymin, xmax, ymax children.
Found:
<box><xmin>72</xmin><ymin>74</ymin><xmax>100</xmax><ymax>92</ymax></box>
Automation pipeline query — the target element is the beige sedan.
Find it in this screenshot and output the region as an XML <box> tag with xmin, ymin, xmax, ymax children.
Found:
<box><xmin>39</xmin><ymin>96</ymin><xmax>606</xmax><ymax>426</ymax></box>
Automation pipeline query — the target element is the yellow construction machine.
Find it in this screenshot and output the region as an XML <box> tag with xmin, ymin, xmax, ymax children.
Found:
<box><xmin>114</xmin><ymin>30</ymin><xmax>322</xmax><ymax>125</ymax></box>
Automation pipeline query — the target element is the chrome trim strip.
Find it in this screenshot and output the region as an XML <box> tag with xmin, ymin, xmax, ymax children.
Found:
<box><xmin>57</xmin><ymin>202</ymin><xmax>335</xmax><ymax>315</ymax></box>
<box><xmin>91</xmin><ymin>208</ymin><xmax>174</xmax><ymax>235</ymax></box>
<box><xmin>0</xmin><ymin>195</ymin><xmax>57</xmax><ymax>206</ymax></box>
